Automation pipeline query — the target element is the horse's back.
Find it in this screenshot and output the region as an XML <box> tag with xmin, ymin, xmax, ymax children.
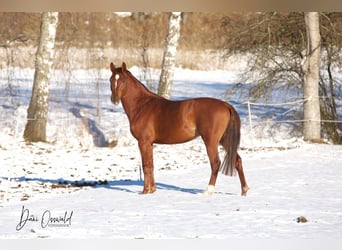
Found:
<box><xmin>190</xmin><ymin>97</ymin><xmax>231</xmax><ymax>121</ymax></box>
<box><xmin>159</xmin><ymin>97</ymin><xmax>231</xmax><ymax>128</ymax></box>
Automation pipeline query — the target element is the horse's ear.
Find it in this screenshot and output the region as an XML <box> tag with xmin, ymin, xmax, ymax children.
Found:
<box><xmin>110</xmin><ymin>62</ymin><xmax>115</xmax><ymax>73</ymax></box>
<box><xmin>122</xmin><ymin>62</ymin><xmax>127</xmax><ymax>72</ymax></box>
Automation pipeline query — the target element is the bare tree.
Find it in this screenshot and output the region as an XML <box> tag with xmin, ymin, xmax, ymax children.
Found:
<box><xmin>303</xmin><ymin>12</ymin><xmax>321</xmax><ymax>142</ymax></box>
<box><xmin>23</xmin><ymin>12</ymin><xmax>59</xmax><ymax>142</ymax></box>
<box><xmin>158</xmin><ymin>12</ymin><xmax>182</xmax><ymax>99</ymax></box>
<box><xmin>318</xmin><ymin>13</ymin><xmax>342</xmax><ymax>143</ymax></box>
<box><xmin>222</xmin><ymin>12</ymin><xmax>342</xmax><ymax>143</ymax></box>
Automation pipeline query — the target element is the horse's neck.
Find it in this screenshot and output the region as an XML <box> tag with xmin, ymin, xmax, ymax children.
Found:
<box><xmin>121</xmin><ymin>76</ymin><xmax>156</xmax><ymax>121</ymax></box>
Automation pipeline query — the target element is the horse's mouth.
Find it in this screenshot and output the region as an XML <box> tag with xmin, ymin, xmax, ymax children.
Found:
<box><xmin>111</xmin><ymin>96</ymin><xmax>120</xmax><ymax>105</ymax></box>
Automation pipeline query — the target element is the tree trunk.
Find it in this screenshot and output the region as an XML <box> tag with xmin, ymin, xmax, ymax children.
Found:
<box><xmin>23</xmin><ymin>12</ymin><xmax>59</xmax><ymax>142</ymax></box>
<box><xmin>158</xmin><ymin>12</ymin><xmax>182</xmax><ymax>99</ymax></box>
<box><xmin>302</xmin><ymin>12</ymin><xmax>321</xmax><ymax>142</ymax></box>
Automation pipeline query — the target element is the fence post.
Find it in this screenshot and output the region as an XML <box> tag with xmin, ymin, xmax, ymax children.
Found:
<box><xmin>247</xmin><ymin>100</ymin><xmax>254</xmax><ymax>152</ymax></box>
<box><xmin>14</xmin><ymin>109</ymin><xmax>19</xmax><ymax>139</ymax></box>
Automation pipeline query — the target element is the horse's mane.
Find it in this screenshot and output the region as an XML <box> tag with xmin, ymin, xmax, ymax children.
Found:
<box><xmin>124</xmin><ymin>69</ymin><xmax>164</xmax><ymax>100</ymax></box>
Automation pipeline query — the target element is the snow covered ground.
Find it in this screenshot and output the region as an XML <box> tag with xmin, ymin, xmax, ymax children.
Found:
<box><xmin>0</xmin><ymin>66</ymin><xmax>341</xmax><ymax>239</ymax></box>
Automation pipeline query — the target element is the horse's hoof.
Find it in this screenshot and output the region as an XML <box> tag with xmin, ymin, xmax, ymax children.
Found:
<box><xmin>203</xmin><ymin>190</ymin><xmax>214</xmax><ymax>196</ymax></box>
<box><xmin>203</xmin><ymin>185</ymin><xmax>215</xmax><ymax>196</ymax></box>
<box><xmin>241</xmin><ymin>186</ymin><xmax>249</xmax><ymax>196</ymax></box>
<box><xmin>141</xmin><ymin>187</ymin><xmax>156</xmax><ymax>194</ymax></box>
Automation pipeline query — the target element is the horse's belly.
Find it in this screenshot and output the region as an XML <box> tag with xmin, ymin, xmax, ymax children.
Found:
<box><xmin>154</xmin><ymin>124</ymin><xmax>197</xmax><ymax>144</ymax></box>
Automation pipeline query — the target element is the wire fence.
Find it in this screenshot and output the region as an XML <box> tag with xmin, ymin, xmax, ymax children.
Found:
<box><xmin>238</xmin><ymin>98</ymin><xmax>342</xmax><ymax>150</ymax></box>
<box><xmin>1</xmin><ymin>62</ymin><xmax>341</xmax><ymax>149</ymax></box>
<box><xmin>1</xmin><ymin>92</ymin><xmax>341</xmax><ymax>148</ymax></box>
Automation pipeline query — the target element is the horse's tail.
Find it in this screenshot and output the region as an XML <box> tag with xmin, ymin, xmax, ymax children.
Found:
<box><xmin>220</xmin><ymin>105</ymin><xmax>241</xmax><ymax>176</ymax></box>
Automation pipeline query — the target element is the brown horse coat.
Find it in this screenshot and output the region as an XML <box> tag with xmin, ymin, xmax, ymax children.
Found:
<box><xmin>110</xmin><ymin>62</ymin><xmax>249</xmax><ymax>196</ymax></box>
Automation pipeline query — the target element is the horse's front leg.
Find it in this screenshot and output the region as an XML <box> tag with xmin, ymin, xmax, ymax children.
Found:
<box><xmin>138</xmin><ymin>140</ymin><xmax>156</xmax><ymax>194</ymax></box>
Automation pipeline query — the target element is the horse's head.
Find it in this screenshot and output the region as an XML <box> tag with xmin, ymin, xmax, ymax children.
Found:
<box><xmin>109</xmin><ymin>62</ymin><xmax>127</xmax><ymax>105</ymax></box>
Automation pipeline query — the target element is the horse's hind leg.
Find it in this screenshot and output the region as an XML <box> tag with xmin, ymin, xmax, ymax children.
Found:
<box><xmin>235</xmin><ymin>153</ymin><xmax>249</xmax><ymax>196</ymax></box>
<box><xmin>203</xmin><ymin>142</ymin><xmax>221</xmax><ymax>195</ymax></box>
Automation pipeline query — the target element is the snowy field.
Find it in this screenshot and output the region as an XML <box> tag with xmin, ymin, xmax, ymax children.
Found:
<box><xmin>0</xmin><ymin>65</ymin><xmax>342</xmax><ymax>240</ymax></box>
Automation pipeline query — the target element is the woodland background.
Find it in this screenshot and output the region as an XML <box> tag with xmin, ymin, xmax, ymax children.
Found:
<box><xmin>0</xmin><ymin>12</ymin><xmax>341</xmax><ymax>143</ymax></box>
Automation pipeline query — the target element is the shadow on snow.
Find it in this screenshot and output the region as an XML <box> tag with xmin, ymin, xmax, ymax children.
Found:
<box><xmin>1</xmin><ymin>176</ymin><xmax>210</xmax><ymax>195</ymax></box>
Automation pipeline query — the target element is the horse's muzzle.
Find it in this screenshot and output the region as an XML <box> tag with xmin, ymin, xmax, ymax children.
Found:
<box><xmin>111</xmin><ymin>95</ymin><xmax>120</xmax><ymax>105</ymax></box>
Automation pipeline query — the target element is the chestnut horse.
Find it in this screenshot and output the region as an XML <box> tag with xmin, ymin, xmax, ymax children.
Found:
<box><xmin>109</xmin><ymin>62</ymin><xmax>249</xmax><ymax>196</ymax></box>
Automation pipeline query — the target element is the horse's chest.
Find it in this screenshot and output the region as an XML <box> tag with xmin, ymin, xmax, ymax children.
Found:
<box><xmin>128</xmin><ymin>114</ymin><xmax>153</xmax><ymax>139</ymax></box>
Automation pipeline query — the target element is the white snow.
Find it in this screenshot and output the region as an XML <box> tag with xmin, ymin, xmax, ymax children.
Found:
<box><xmin>0</xmin><ymin>65</ymin><xmax>342</xmax><ymax>239</ymax></box>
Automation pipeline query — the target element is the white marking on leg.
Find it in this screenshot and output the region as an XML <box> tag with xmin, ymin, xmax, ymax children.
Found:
<box><xmin>203</xmin><ymin>185</ymin><xmax>215</xmax><ymax>195</ymax></box>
